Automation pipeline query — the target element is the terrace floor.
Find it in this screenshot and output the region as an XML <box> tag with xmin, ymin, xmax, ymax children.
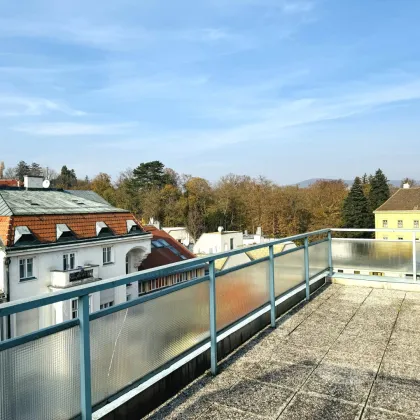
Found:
<box><xmin>146</xmin><ymin>283</ymin><xmax>420</xmax><ymax>420</ymax></box>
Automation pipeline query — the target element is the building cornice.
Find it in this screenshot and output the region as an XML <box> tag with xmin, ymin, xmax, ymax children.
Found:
<box><xmin>4</xmin><ymin>233</ymin><xmax>152</xmax><ymax>257</ymax></box>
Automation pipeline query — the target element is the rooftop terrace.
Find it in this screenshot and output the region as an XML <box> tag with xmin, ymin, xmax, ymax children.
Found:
<box><xmin>147</xmin><ymin>284</ymin><xmax>420</xmax><ymax>420</ymax></box>
<box><xmin>2</xmin><ymin>228</ymin><xmax>420</xmax><ymax>420</ymax></box>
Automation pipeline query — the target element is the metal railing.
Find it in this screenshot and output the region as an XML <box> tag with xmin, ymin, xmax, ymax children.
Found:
<box><xmin>331</xmin><ymin>228</ymin><xmax>420</xmax><ymax>280</ymax></box>
<box><xmin>0</xmin><ymin>229</ymin><xmax>331</xmax><ymax>420</ymax></box>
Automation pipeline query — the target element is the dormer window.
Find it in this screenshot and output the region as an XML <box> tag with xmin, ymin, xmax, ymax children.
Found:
<box><xmin>126</xmin><ymin>220</ymin><xmax>142</xmax><ymax>234</ymax></box>
<box><xmin>56</xmin><ymin>224</ymin><xmax>76</xmax><ymax>241</ymax></box>
<box><xmin>14</xmin><ymin>226</ymin><xmax>37</xmax><ymax>245</ymax></box>
<box><xmin>96</xmin><ymin>221</ymin><xmax>114</xmax><ymax>237</ymax></box>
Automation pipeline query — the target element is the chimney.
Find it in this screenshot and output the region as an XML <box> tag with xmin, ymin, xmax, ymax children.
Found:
<box><xmin>403</xmin><ymin>183</ymin><xmax>410</xmax><ymax>189</ymax></box>
<box><xmin>0</xmin><ymin>161</ymin><xmax>4</xmax><ymax>178</ymax></box>
<box><xmin>256</xmin><ymin>227</ymin><xmax>262</xmax><ymax>236</ymax></box>
<box><xmin>24</xmin><ymin>176</ymin><xmax>44</xmax><ymax>189</ymax></box>
<box><xmin>244</xmin><ymin>230</ymin><xmax>248</xmax><ymax>236</ymax></box>
<box><xmin>218</xmin><ymin>226</ymin><xmax>224</xmax><ymax>233</ymax></box>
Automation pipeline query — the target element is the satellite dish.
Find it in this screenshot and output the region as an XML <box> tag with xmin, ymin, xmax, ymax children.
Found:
<box><xmin>43</xmin><ymin>179</ymin><xmax>51</xmax><ymax>189</ymax></box>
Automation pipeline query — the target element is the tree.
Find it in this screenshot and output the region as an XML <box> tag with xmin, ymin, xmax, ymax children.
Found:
<box><xmin>342</xmin><ymin>177</ymin><xmax>372</xmax><ymax>234</ymax></box>
<box><xmin>307</xmin><ymin>180</ymin><xmax>348</xmax><ymax>230</ymax></box>
<box><xmin>15</xmin><ymin>161</ymin><xmax>30</xmax><ymax>182</ymax></box>
<box><xmin>369</xmin><ymin>169</ymin><xmax>390</xmax><ymax>212</ymax></box>
<box><xmin>55</xmin><ymin>166</ymin><xmax>77</xmax><ymax>189</ymax></box>
<box><xmin>4</xmin><ymin>167</ymin><xmax>16</xmax><ymax>179</ymax></box>
<box><xmin>91</xmin><ymin>173</ymin><xmax>116</xmax><ymax>205</ymax></box>
<box><xmin>29</xmin><ymin>162</ymin><xmax>43</xmax><ymax>177</ymax></box>
<box><xmin>184</xmin><ymin>177</ymin><xmax>214</xmax><ymax>240</ymax></box>
<box><xmin>401</xmin><ymin>178</ymin><xmax>418</xmax><ymax>188</ymax></box>
<box><xmin>132</xmin><ymin>161</ymin><xmax>171</xmax><ymax>190</ymax></box>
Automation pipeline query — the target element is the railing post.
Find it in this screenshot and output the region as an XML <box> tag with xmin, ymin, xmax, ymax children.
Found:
<box><xmin>328</xmin><ymin>231</ymin><xmax>333</xmax><ymax>276</ymax></box>
<box><xmin>269</xmin><ymin>244</ymin><xmax>276</xmax><ymax>328</ymax></box>
<box><xmin>209</xmin><ymin>260</ymin><xmax>217</xmax><ymax>375</ymax></box>
<box><xmin>413</xmin><ymin>231</ymin><xmax>417</xmax><ymax>281</ymax></box>
<box><xmin>304</xmin><ymin>237</ymin><xmax>310</xmax><ymax>301</ymax></box>
<box><xmin>79</xmin><ymin>294</ymin><xmax>92</xmax><ymax>420</ymax></box>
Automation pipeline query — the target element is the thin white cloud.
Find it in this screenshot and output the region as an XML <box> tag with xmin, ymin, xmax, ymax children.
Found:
<box><xmin>13</xmin><ymin>122</ymin><xmax>137</xmax><ymax>136</ymax></box>
<box><xmin>0</xmin><ymin>96</ymin><xmax>86</xmax><ymax>117</ymax></box>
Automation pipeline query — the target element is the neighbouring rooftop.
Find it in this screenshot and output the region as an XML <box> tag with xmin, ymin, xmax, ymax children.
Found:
<box><xmin>146</xmin><ymin>284</ymin><xmax>420</xmax><ymax>420</ymax></box>
<box><xmin>375</xmin><ymin>187</ymin><xmax>420</xmax><ymax>211</ymax></box>
<box><xmin>0</xmin><ymin>189</ymin><xmax>125</xmax><ymax>216</ymax></box>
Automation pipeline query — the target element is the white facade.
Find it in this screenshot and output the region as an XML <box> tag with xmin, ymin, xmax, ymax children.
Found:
<box><xmin>194</xmin><ymin>231</ymin><xmax>243</xmax><ymax>255</ymax></box>
<box><xmin>1</xmin><ymin>235</ymin><xmax>151</xmax><ymax>338</ymax></box>
<box><xmin>162</xmin><ymin>227</ymin><xmax>193</xmax><ymax>247</ymax></box>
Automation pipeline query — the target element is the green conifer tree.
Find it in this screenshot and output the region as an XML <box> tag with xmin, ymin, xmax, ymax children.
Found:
<box><xmin>342</xmin><ymin>177</ymin><xmax>372</xmax><ymax>235</ymax></box>
<box><xmin>369</xmin><ymin>169</ymin><xmax>390</xmax><ymax>212</ymax></box>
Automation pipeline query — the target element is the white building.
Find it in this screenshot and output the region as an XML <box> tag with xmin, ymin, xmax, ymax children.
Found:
<box><xmin>243</xmin><ymin>227</ymin><xmax>272</xmax><ymax>246</ymax></box>
<box><xmin>0</xmin><ymin>177</ymin><xmax>151</xmax><ymax>339</ymax></box>
<box><xmin>162</xmin><ymin>227</ymin><xmax>193</xmax><ymax>248</ymax></box>
<box><xmin>193</xmin><ymin>227</ymin><xmax>243</xmax><ymax>255</ymax></box>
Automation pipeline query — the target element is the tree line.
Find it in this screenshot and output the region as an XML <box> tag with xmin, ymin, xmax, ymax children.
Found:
<box><xmin>2</xmin><ymin>160</ymin><xmax>411</xmax><ymax>240</ymax></box>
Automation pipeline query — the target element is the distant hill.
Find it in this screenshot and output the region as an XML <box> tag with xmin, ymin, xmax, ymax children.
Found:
<box><xmin>296</xmin><ymin>178</ymin><xmax>403</xmax><ymax>188</ymax></box>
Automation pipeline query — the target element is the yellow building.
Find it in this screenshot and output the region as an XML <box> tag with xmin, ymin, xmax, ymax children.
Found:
<box><xmin>374</xmin><ymin>187</ymin><xmax>420</xmax><ymax>240</ymax></box>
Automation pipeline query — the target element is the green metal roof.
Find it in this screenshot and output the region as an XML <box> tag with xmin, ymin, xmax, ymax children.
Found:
<box><xmin>0</xmin><ymin>189</ymin><xmax>127</xmax><ymax>216</ymax></box>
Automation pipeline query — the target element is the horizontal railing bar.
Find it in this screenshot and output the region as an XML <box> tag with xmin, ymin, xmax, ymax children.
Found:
<box><xmin>90</xmin><ymin>275</ymin><xmax>209</xmax><ymax>321</ymax></box>
<box><xmin>338</xmin><ymin>238</ymin><xmax>415</xmax><ymax>243</ymax></box>
<box><xmin>331</xmin><ymin>228</ymin><xmax>420</xmax><ymax>232</ymax></box>
<box><xmin>215</xmin><ymin>256</ymin><xmax>269</xmax><ymax>277</ymax></box>
<box><xmin>0</xmin><ymin>229</ymin><xmax>331</xmax><ymax>316</ymax></box>
<box><xmin>0</xmin><ymin>319</ymin><xmax>78</xmax><ymax>352</ymax></box>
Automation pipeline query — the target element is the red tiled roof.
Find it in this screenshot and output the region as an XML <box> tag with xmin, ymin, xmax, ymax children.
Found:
<box><xmin>141</xmin><ymin>225</ymin><xmax>196</xmax><ymax>269</ymax></box>
<box><xmin>0</xmin><ymin>216</ymin><xmax>12</xmax><ymax>246</ymax></box>
<box><xmin>1</xmin><ymin>212</ymin><xmax>143</xmax><ymax>247</ymax></box>
<box><xmin>0</xmin><ymin>179</ymin><xmax>19</xmax><ymax>187</ymax></box>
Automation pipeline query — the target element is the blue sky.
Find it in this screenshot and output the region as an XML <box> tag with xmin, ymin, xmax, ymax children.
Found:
<box><xmin>1</xmin><ymin>0</ymin><xmax>420</xmax><ymax>184</ymax></box>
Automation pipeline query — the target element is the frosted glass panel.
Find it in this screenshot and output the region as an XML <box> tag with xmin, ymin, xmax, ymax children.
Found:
<box><xmin>90</xmin><ymin>281</ymin><xmax>210</xmax><ymax>405</ymax></box>
<box><xmin>332</xmin><ymin>239</ymin><xmax>413</xmax><ymax>273</ymax></box>
<box><xmin>216</xmin><ymin>261</ymin><xmax>269</xmax><ymax>331</ymax></box>
<box><xmin>0</xmin><ymin>327</ymin><xmax>80</xmax><ymax>420</ymax></box>
<box><xmin>274</xmin><ymin>249</ymin><xmax>305</xmax><ymax>297</ymax></box>
<box><xmin>309</xmin><ymin>241</ymin><xmax>329</xmax><ymax>278</ymax></box>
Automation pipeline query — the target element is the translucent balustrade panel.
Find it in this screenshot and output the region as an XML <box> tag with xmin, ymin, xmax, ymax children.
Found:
<box><xmin>332</xmin><ymin>239</ymin><xmax>414</xmax><ymax>274</ymax></box>
<box><xmin>274</xmin><ymin>249</ymin><xmax>305</xmax><ymax>297</ymax></box>
<box><xmin>216</xmin><ymin>261</ymin><xmax>269</xmax><ymax>331</ymax></box>
<box><xmin>0</xmin><ymin>327</ymin><xmax>80</xmax><ymax>420</ymax></box>
<box><xmin>90</xmin><ymin>281</ymin><xmax>210</xmax><ymax>405</ymax></box>
<box><xmin>309</xmin><ymin>241</ymin><xmax>329</xmax><ymax>278</ymax></box>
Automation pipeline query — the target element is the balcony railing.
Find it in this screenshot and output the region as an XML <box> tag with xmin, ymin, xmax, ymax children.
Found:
<box><xmin>50</xmin><ymin>265</ymin><xmax>100</xmax><ymax>288</ymax></box>
<box><xmin>0</xmin><ymin>228</ymin><xmax>419</xmax><ymax>420</ymax></box>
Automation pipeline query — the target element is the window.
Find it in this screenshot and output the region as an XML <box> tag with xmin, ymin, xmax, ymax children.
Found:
<box><xmin>383</xmin><ymin>236</ymin><xmax>388</xmax><ymax>240</ymax></box>
<box><xmin>103</xmin><ymin>247</ymin><xmax>112</xmax><ymax>264</ymax></box>
<box><xmin>100</xmin><ymin>301</ymin><xmax>114</xmax><ymax>310</ymax></box>
<box><xmin>338</xmin><ymin>269</ymin><xmax>344</xmax><ymax>273</ymax></box>
<box><xmin>382</xmin><ymin>220</ymin><xmax>388</xmax><ymax>228</ymax></box>
<box><xmin>398</xmin><ymin>237</ymin><xmax>404</xmax><ymax>241</ymax></box>
<box><xmin>19</xmin><ymin>258</ymin><xmax>34</xmax><ymax>280</ymax></box>
<box><xmin>125</xmin><ymin>255</ymin><xmax>129</xmax><ymax>274</ymax></box>
<box><xmin>139</xmin><ymin>282</ymin><xmax>146</xmax><ymax>295</ymax></box>
<box><xmin>415</xmin><ymin>220</ymin><xmax>419</xmax><ymax>229</ymax></box>
<box><xmin>354</xmin><ymin>270</ymin><xmax>361</xmax><ymax>275</ymax></box>
<box><xmin>126</xmin><ymin>294</ymin><xmax>132</xmax><ymax>301</ymax></box>
<box><xmin>230</xmin><ymin>238</ymin><xmax>234</xmax><ymax>250</ymax></box>
<box><xmin>71</xmin><ymin>299</ymin><xmax>78</xmax><ymax>319</ymax></box>
<box><xmin>398</xmin><ymin>220</ymin><xmax>403</xmax><ymax>228</ymax></box>
<box><xmin>63</xmin><ymin>253</ymin><xmax>75</xmax><ymax>271</ymax></box>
